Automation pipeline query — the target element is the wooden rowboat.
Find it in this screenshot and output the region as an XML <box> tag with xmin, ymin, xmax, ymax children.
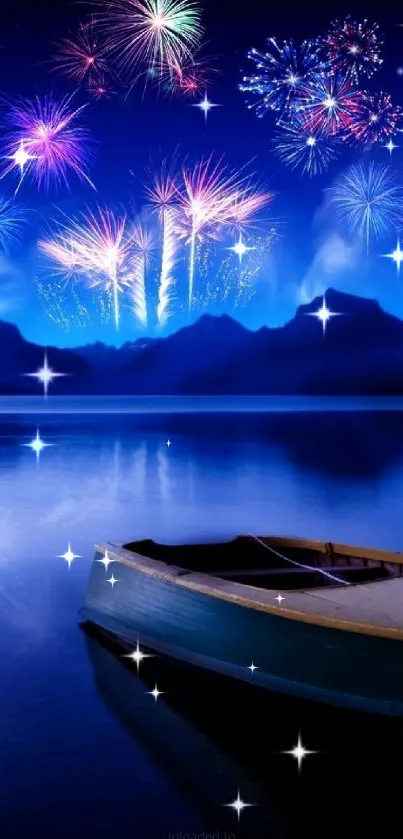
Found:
<box><xmin>81</xmin><ymin>534</ymin><xmax>403</xmax><ymax>716</ymax></box>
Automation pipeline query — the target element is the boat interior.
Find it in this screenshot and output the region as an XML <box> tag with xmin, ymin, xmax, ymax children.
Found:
<box><xmin>122</xmin><ymin>536</ymin><xmax>403</xmax><ymax>591</ymax></box>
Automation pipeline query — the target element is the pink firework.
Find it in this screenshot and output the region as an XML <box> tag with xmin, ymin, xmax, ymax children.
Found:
<box><xmin>299</xmin><ymin>71</ymin><xmax>360</xmax><ymax>136</ymax></box>
<box><xmin>87</xmin><ymin>75</ymin><xmax>116</xmax><ymax>100</ymax></box>
<box><xmin>163</xmin><ymin>50</ymin><xmax>217</xmax><ymax>97</ymax></box>
<box><xmin>53</xmin><ymin>23</ymin><xmax>110</xmax><ymax>84</ymax></box>
<box><xmin>3</xmin><ymin>94</ymin><xmax>95</xmax><ymax>190</ymax></box>
<box><xmin>345</xmin><ymin>90</ymin><xmax>403</xmax><ymax>147</ymax></box>
<box><xmin>178</xmin><ymin>156</ymin><xmax>273</xmax><ymax>307</ymax></box>
<box><xmin>39</xmin><ymin>207</ymin><xmax>132</xmax><ymax>328</ymax></box>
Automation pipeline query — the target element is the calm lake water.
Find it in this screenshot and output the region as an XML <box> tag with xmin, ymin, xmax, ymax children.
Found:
<box><xmin>2</xmin><ymin>404</ymin><xmax>403</xmax><ymax>838</ymax></box>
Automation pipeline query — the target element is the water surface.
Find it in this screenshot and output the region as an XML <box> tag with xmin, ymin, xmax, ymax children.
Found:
<box><xmin>1</xmin><ymin>408</ymin><xmax>403</xmax><ymax>838</ymax></box>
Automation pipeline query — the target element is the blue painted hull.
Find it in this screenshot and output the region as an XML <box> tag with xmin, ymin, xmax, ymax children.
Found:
<box><xmin>83</xmin><ymin>550</ymin><xmax>403</xmax><ymax>716</ymax></box>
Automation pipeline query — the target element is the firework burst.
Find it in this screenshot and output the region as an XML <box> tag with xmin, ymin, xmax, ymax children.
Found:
<box><xmin>3</xmin><ymin>93</ymin><xmax>95</xmax><ymax>191</ymax></box>
<box><xmin>0</xmin><ymin>197</ymin><xmax>26</xmax><ymax>251</ymax></box>
<box><xmin>53</xmin><ymin>22</ymin><xmax>110</xmax><ymax>84</ymax></box>
<box><xmin>239</xmin><ymin>37</ymin><xmax>324</xmax><ymax>119</ymax></box>
<box><xmin>160</xmin><ymin>49</ymin><xmax>216</xmax><ymax>97</ymax></box>
<box><xmin>329</xmin><ymin>161</ymin><xmax>403</xmax><ymax>251</ymax></box>
<box><xmin>345</xmin><ymin>90</ymin><xmax>403</xmax><ymax>147</ymax></box>
<box><xmin>273</xmin><ymin>121</ymin><xmax>339</xmax><ymax>176</ymax></box>
<box><xmin>39</xmin><ymin>207</ymin><xmax>132</xmax><ymax>328</ymax></box>
<box><xmin>299</xmin><ymin>70</ymin><xmax>360</xmax><ymax>136</ymax></box>
<box><xmin>94</xmin><ymin>0</ymin><xmax>203</xmax><ymax>82</ymax></box>
<box><xmin>178</xmin><ymin>156</ymin><xmax>272</xmax><ymax>308</ymax></box>
<box><xmin>325</xmin><ymin>17</ymin><xmax>383</xmax><ymax>83</ymax></box>
<box><xmin>146</xmin><ymin>163</ymin><xmax>180</xmax><ymax>325</ymax></box>
<box><xmin>131</xmin><ymin>219</ymin><xmax>155</xmax><ymax>326</ymax></box>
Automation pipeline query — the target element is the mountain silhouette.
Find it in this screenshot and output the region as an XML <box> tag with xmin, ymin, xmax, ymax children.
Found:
<box><xmin>1</xmin><ymin>289</ymin><xmax>402</xmax><ymax>395</ymax></box>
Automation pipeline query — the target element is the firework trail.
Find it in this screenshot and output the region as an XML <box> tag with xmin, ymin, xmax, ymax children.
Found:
<box><xmin>52</xmin><ymin>21</ymin><xmax>110</xmax><ymax>84</ymax></box>
<box><xmin>0</xmin><ymin>197</ymin><xmax>27</xmax><ymax>250</ymax></box>
<box><xmin>299</xmin><ymin>70</ymin><xmax>360</xmax><ymax>136</ymax></box>
<box><xmin>39</xmin><ymin>207</ymin><xmax>132</xmax><ymax>328</ymax></box>
<box><xmin>273</xmin><ymin>120</ymin><xmax>339</xmax><ymax>176</ymax></box>
<box><xmin>3</xmin><ymin>93</ymin><xmax>95</xmax><ymax>191</ymax></box>
<box><xmin>239</xmin><ymin>37</ymin><xmax>324</xmax><ymax>119</ymax></box>
<box><xmin>131</xmin><ymin>219</ymin><xmax>154</xmax><ymax>326</ymax></box>
<box><xmin>324</xmin><ymin>17</ymin><xmax>383</xmax><ymax>83</ymax></box>
<box><xmin>93</xmin><ymin>0</ymin><xmax>203</xmax><ymax>82</ymax></box>
<box><xmin>146</xmin><ymin>165</ymin><xmax>179</xmax><ymax>324</ymax></box>
<box><xmin>345</xmin><ymin>90</ymin><xmax>403</xmax><ymax>147</ymax></box>
<box><xmin>178</xmin><ymin>156</ymin><xmax>272</xmax><ymax>309</ymax></box>
<box><xmin>329</xmin><ymin>161</ymin><xmax>403</xmax><ymax>252</ymax></box>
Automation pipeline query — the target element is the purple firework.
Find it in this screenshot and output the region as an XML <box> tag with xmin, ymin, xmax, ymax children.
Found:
<box><xmin>3</xmin><ymin>93</ymin><xmax>95</xmax><ymax>191</ymax></box>
<box><xmin>345</xmin><ymin>90</ymin><xmax>403</xmax><ymax>147</ymax></box>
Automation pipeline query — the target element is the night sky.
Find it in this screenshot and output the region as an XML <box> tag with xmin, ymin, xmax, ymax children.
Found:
<box><xmin>0</xmin><ymin>0</ymin><xmax>403</xmax><ymax>347</ymax></box>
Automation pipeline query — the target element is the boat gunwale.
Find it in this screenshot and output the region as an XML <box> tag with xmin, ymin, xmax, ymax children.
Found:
<box><xmin>93</xmin><ymin>537</ymin><xmax>403</xmax><ymax>642</ymax></box>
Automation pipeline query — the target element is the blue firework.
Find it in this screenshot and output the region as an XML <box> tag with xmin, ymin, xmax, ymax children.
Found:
<box><xmin>273</xmin><ymin>121</ymin><xmax>339</xmax><ymax>176</ymax></box>
<box><xmin>239</xmin><ymin>37</ymin><xmax>325</xmax><ymax>120</ymax></box>
<box><xmin>329</xmin><ymin>161</ymin><xmax>403</xmax><ymax>251</ymax></box>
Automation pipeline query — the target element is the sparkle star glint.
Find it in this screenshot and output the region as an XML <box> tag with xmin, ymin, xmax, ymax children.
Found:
<box><xmin>248</xmin><ymin>662</ymin><xmax>258</xmax><ymax>673</ymax></box>
<box><xmin>385</xmin><ymin>139</ymin><xmax>398</xmax><ymax>155</ymax></box>
<box><xmin>124</xmin><ymin>641</ymin><xmax>152</xmax><ymax>672</ymax></box>
<box><xmin>283</xmin><ymin>734</ymin><xmax>317</xmax><ymax>770</ymax></box>
<box><xmin>228</xmin><ymin>234</ymin><xmax>254</xmax><ymax>264</ymax></box>
<box><xmin>192</xmin><ymin>92</ymin><xmax>219</xmax><ymax>121</ymax></box>
<box><xmin>383</xmin><ymin>239</ymin><xmax>403</xmax><ymax>274</ymax></box>
<box><xmin>307</xmin><ymin>297</ymin><xmax>340</xmax><ymax>335</ymax></box>
<box><xmin>22</xmin><ymin>429</ymin><xmax>52</xmax><ymax>461</ymax></box>
<box><xmin>23</xmin><ymin>352</ymin><xmax>67</xmax><ymax>397</ymax></box>
<box><xmin>276</xmin><ymin>593</ymin><xmax>285</xmax><ymax>604</ymax></box>
<box><xmin>166</xmin><ymin>439</ymin><xmax>171</xmax><ymax>447</ymax></box>
<box><xmin>147</xmin><ymin>684</ymin><xmax>164</xmax><ymax>701</ymax></box>
<box><xmin>58</xmin><ymin>543</ymin><xmax>81</xmax><ymax>568</ymax></box>
<box><xmin>107</xmin><ymin>574</ymin><xmax>119</xmax><ymax>587</ymax></box>
<box><xmin>225</xmin><ymin>790</ymin><xmax>252</xmax><ymax>822</ymax></box>
<box><xmin>96</xmin><ymin>550</ymin><xmax>114</xmax><ymax>571</ymax></box>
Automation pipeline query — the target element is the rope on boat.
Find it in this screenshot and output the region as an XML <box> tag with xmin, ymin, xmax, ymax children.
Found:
<box><xmin>249</xmin><ymin>534</ymin><xmax>351</xmax><ymax>586</ymax></box>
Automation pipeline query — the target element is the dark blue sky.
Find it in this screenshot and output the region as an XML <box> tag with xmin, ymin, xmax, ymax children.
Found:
<box><xmin>0</xmin><ymin>0</ymin><xmax>403</xmax><ymax>347</ymax></box>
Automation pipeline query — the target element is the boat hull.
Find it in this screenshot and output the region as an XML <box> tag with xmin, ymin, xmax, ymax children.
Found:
<box><xmin>83</xmin><ymin>549</ymin><xmax>403</xmax><ymax>717</ymax></box>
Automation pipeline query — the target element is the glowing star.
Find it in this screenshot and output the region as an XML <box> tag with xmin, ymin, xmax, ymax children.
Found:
<box><xmin>276</xmin><ymin>593</ymin><xmax>285</xmax><ymax>604</ymax></box>
<box><xmin>229</xmin><ymin>234</ymin><xmax>254</xmax><ymax>264</ymax></box>
<box><xmin>385</xmin><ymin>139</ymin><xmax>398</xmax><ymax>155</ymax></box>
<box><xmin>22</xmin><ymin>429</ymin><xmax>52</xmax><ymax>461</ymax></box>
<box><xmin>124</xmin><ymin>641</ymin><xmax>152</xmax><ymax>672</ymax></box>
<box><xmin>166</xmin><ymin>439</ymin><xmax>171</xmax><ymax>447</ymax></box>
<box><xmin>107</xmin><ymin>574</ymin><xmax>119</xmax><ymax>587</ymax></box>
<box><xmin>383</xmin><ymin>239</ymin><xmax>403</xmax><ymax>274</ymax></box>
<box><xmin>398</xmin><ymin>67</ymin><xmax>403</xmax><ymax>76</ymax></box>
<box><xmin>147</xmin><ymin>684</ymin><xmax>164</xmax><ymax>701</ymax></box>
<box><xmin>308</xmin><ymin>297</ymin><xmax>340</xmax><ymax>334</ymax></box>
<box><xmin>4</xmin><ymin>139</ymin><xmax>37</xmax><ymax>193</ymax></box>
<box><xmin>23</xmin><ymin>352</ymin><xmax>67</xmax><ymax>397</ymax></box>
<box><xmin>96</xmin><ymin>550</ymin><xmax>114</xmax><ymax>571</ymax></box>
<box><xmin>283</xmin><ymin>734</ymin><xmax>316</xmax><ymax>770</ymax></box>
<box><xmin>192</xmin><ymin>92</ymin><xmax>219</xmax><ymax>121</ymax></box>
<box><xmin>248</xmin><ymin>662</ymin><xmax>258</xmax><ymax>673</ymax></box>
<box><xmin>225</xmin><ymin>790</ymin><xmax>253</xmax><ymax>822</ymax></box>
<box><xmin>58</xmin><ymin>543</ymin><xmax>81</xmax><ymax>569</ymax></box>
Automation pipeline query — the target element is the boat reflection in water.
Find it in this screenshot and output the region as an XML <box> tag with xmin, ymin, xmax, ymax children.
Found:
<box><xmin>82</xmin><ymin>621</ymin><xmax>403</xmax><ymax>839</ymax></box>
<box><xmin>82</xmin><ymin>623</ymin><xmax>291</xmax><ymax>839</ymax></box>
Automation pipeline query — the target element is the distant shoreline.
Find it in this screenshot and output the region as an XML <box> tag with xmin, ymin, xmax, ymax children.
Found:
<box><xmin>1</xmin><ymin>395</ymin><xmax>403</xmax><ymax>413</ymax></box>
